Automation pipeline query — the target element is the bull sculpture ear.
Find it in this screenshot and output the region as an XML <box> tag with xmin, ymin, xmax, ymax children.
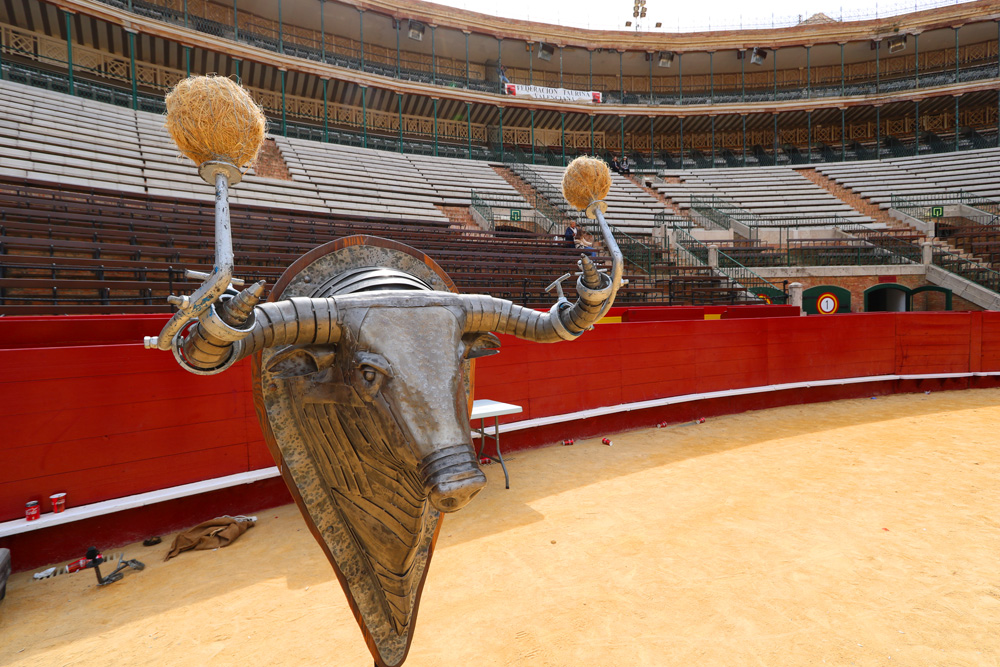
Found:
<box><xmin>265</xmin><ymin>345</ymin><xmax>338</xmax><ymax>379</ymax></box>
<box><xmin>462</xmin><ymin>332</ymin><xmax>501</xmax><ymax>359</ymax></box>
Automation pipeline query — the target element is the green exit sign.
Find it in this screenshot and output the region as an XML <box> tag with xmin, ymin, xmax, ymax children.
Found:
<box><xmin>931</xmin><ymin>206</ymin><xmax>944</xmax><ymax>218</ymax></box>
<box><xmin>510</xmin><ymin>210</ymin><xmax>522</xmax><ymax>221</ymax></box>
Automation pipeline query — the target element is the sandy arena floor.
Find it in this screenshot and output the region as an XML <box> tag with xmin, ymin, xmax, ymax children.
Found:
<box><xmin>2</xmin><ymin>389</ymin><xmax>1000</xmax><ymax>666</ymax></box>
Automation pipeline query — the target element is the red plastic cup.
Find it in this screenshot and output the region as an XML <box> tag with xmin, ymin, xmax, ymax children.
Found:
<box><xmin>25</xmin><ymin>500</ymin><xmax>40</xmax><ymax>521</ymax></box>
<box><xmin>50</xmin><ymin>493</ymin><xmax>67</xmax><ymax>513</ymax></box>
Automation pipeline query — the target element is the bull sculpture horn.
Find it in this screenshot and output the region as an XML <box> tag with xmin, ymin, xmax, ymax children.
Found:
<box><xmin>170</xmin><ymin>156</ymin><xmax>623</xmax><ymax>374</ymax></box>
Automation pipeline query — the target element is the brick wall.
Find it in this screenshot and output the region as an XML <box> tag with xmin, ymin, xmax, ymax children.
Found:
<box><xmin>777</xmin><ymin>273</ymin><xmax>981</xmax><ymax>312</ymax></box>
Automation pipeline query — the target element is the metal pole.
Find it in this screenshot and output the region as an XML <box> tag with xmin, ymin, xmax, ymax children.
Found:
<box><xmin>468</xmin><ymin>102</ymin><xmax>473</xmax><ymax>159</ymax></box>
<box><xmin>773</xmin><ymin>47</ymin><xmax>777</xmax><ymax>100</ymax></box>
<box><xmin>278</xmin><ymin>0</ymin><xmax>283</xmax><ymax>53</ymax></box>
<box><xmin>184</xmin><ymin>45</ymin><xmax>191</xmax><ymax>77</ymax></box>
<box><xmin>590</xmin><ymin>114</ymin><xmax>594</xmax><ymax>155</ymax></box>
<box><xmin>620</xmin><ymin>115</ymin><xmax>625</xmax><ymax>160</ymax></box>
<box><xmin>431</xmin><ymin>25</ymin><xmax>436</xmax><ymax>85</ymax></box>
<box><xmin>913</xmin><ymin>99</ymin><xmax>919</xmax><ymax>155</ymax></box>
<box><xmin>499</xmin><ymin>106</ymin><xmax>505</xmax><ymax>161</ymax></box>
<box><xmin>840</xmin><ymin>43</ymin><xmax>845</xmax><ymax>96</ymax></box>
<box><xmin>589</xmin><ymin>50</ymin><xmax>593</xmax><ymax>90</ymax></box>
<box><xmin>806</xmin><ymin>110</ymin><xmax>812</xmax><ymax>163</ymax></box>
<box><xmin>396</xmin><ymin>20</ymin><xmax>400</xmax><ymax>78</ymax></box>
<box><xmin>649</xmin><ymin>52</ymin><xmax>653</xmax><ymax>102</ymax></box>
<box><xmin>280</xmin><ymin>69</ymin><xmax>287</xmax><ymax>136</ymax></box>
<box><xmin>708</xmin><ymin>52</ymin><xmax>715</xmax><ymax>103</ymax></box>
<box><xmin>841</xmin><ymin>108</ymin><xmax>846</xmax><ymax>161</ymax></box>
<box><xmin>772</xmin><ymin>113</ymin><xmax>778</xmax><ymax>157</ymax></box>
<box><xmin>398</xmin><ymin>93</ymin><xmax>403</xmax><ymax>153</ymax></box>
<box><xmin>233</xmin><ymin>0</ymin><xmax>238</xmax><ymax>42</ymax></box>
<box><xmin>806</xmin><ymin>45</ymin><xmax>811</xmax><ymax>98</ymax></box>
<box><xmin>913</xmin><ymin>32</ymin><xmax>919</xmax><ymax>88</ymax></box>
<box><xmin>433</xmin><ymin>97</ymin><xmax>438</xmax><ymax>157</ymax></box>
<box><xmin>678</xmin><ymin>53</ymin><xmax>683</xmax><ymax>104</ymax></box>
<box><xmin>710</xmin><ymin>116</ymin><xmax>715</xmax><ymax>167</ymax></box>
<box><xmin>954</xmin><ymin>26</ymin><xmax>960</xmax><ymax>83</ymax></box>
<box><xmin>128</xmin><ymin>30</ymin><xmax>137</xmax><ymax>110</ymax></box>
<box><xmin>321</xmin><ymin>78</ymin><xmax>329</xmax><ymax>142</ymax></box>
<box><xmin>742</xmin><ymin>114</ymin><xmax>747</xmax><ymax>166</ymax></box>
<box><xmin>561</xmin><ymin>112</ymin><xmax>566</xmax><ymax>166</ymax></box>
<box><xmin>234</xmin><ymin>58</ymin><xmax>240</xmax><ymax>83</ymax></box>
<box><xmin>741</xmin><ymin>50</ymin><xmax>745</xmax><ymax>102</ymax></box>
<box><xmin>0</xmin><ymin>20</ymin><xmax>4</xmax><ymax>80</ymax></box>
<box><xmin>618</xmin><ymin>51</ymin><xmax>625</xmax><ymax>98</ymax></box>
<box><xmin>65</xmin><ymin>11</ymin><xmax>74</xmax><ymax>96</ymax></box>
<box><xmin>320</xmin><ymin>1</ymin><xmax>325</xmax><ymax>61</ymax></box>
<box><xmin>530</xmin><ymin>108</ymin><xmax>535</xmax><ymax>163</ymax></box>
<box><xmin>875</xmin><ymin>40</ymin><xmax>880</xmax><ymax>94</ymax></box>
<box><xmin>679</xmin><ymin>116</ymin><xmax>684</xmax><ymax>166</ymax></box>
<box><xmin>954</xmin><ymin>95</ymin><xmax>960</xmax><ymax>151</ymax></box>
<box><xmin>465</xmin><ymin>31</ymin><xmax>469</xmax><ymax>87</ymax></box>
<box><xmin>650</xmin><ymin>115</ymin><xmax>654</xmax><ymax>166</ymax></box>
<box><xmin>361</xmin><ymin>85</ymin><xmax>367</xmax><ymax>148</ymax></box>
<box><xmin>183</xmin><ymin>0</ymin><xmax>188</xmax><ymax>28</ymax></box>
<box><xmin>560</xmin><ymin>46</ymin><xmax>564</xmax><ymax>88</ymax></box>
<box><xmin>875</xmin><ymin>105</ymin><xmax>881</xmax><ymax>159</ymax></box>
<box><xmin>529</xmin><ymin>43</ymin><xmax>533</xmax><ymax>84</ymax></box>
<box><xmin>358</xmin><ymin>9</ymin><xmax>363</xmax><ymax>69</ymax></box>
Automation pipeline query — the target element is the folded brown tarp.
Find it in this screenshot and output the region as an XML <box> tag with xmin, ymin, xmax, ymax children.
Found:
<box><xmin>165</xmin><ymin>515</ymin><xmax>256</xmax><ymax>561</ymax></box>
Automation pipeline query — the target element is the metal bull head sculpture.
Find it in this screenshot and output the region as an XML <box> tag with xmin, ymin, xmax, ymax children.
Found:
<box><xmin>145</xmin><ymin>164</ymin><xmax>623</xmax><ymax>667</ymax></box>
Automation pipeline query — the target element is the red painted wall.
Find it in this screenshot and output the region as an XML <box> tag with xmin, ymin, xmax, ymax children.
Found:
<box><xmin>2</xmin><ymin>311</ymin><xmax>998</xmax><ymax>528</ymax></box>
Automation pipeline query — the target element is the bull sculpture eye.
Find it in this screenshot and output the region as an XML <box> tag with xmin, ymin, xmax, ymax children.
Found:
<box><xmin>354</xmin><ymin>352</ymin><xmax>393</xmax><ymax>402</ymax></box>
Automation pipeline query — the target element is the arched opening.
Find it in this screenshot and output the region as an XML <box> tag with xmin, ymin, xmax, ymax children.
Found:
<box><xmin>910</xmin><ymin>286</ymin><xmax>953</xmax><ymax>311</ymax></box>
<box><xmin>864</xmin><ymin>284</ymin><xmax>909</xmax><ymax>312</ymax></box>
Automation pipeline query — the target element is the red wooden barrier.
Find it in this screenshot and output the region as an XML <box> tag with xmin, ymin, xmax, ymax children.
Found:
<box><xmin>3</xmin><ymin>311</ymin><xmax>999</xmax><ymax>528</ymax></box>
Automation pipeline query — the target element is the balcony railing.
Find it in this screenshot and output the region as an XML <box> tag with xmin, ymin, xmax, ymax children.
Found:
<box><xmin>90</xmin><ymin>0</ymin><xmax>1000</xmax><ymax>105</ymax></box>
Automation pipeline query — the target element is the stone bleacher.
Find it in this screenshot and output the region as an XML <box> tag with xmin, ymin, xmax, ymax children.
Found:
<box><xmin>656</xmin><ymin>166</ymin><xmax>874</xmax><ymax>226</ymax></box>
<box><xmin>0</xmin><ymin>78</ymin><xmax>529</xmax><ymax>224</ymax></box>
<box><xmin>814</xmin><ymin>147</ymin><xmax>1000</xmax><ymax>207</ymax></box>
<box><xmin>528</xmin><ymin>164</ymin><xmax>672</xmax><ymax>236</ymax></box>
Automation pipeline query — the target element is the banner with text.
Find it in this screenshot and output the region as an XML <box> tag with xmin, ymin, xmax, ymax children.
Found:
<box><xmin>504</xmin><ymin>84</ymin><xmax>602</xmax><ymax>104</ymax></box>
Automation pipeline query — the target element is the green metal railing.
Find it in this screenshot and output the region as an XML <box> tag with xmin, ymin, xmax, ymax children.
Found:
<box><xmin>932</xmin><ymin>246</ymin><xmax>1000</xmax><ymax>292</ymax></box>
<box><xmin>690</xmin><ymin>195</ymin><xmax>862</xmax><ymax>236</ymax></box>
<box><xmin>672</xmin><ymin>226</ymin><xmax>787</xmax><ymax>303</ymax></box>
<box><xmin>470</xmin><ymin>190</ymin><xmax>495</xmax><ymax>230</ymax></box>
<box><xmin>838</xmin><ymin>223</ymin><xmax>922</xmax><ymax>263</ymax></box>
<box><xmin>653</xmin><ymin>210</ymin><xmax>694</xmax><ymax>230</ymax></box>
<box><xmin>891</xmin><ymin>192</ymin><xmax>1000</xmax><ymax>222</ymax></box>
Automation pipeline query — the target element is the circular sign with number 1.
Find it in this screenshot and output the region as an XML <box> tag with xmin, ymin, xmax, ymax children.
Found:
<box><xmin>817</xmin><ymin>293</ymin><xmax>839</xmax><ymax>315</ymax></box>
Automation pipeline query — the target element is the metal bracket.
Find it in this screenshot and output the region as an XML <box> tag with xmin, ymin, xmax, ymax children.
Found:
<box><xmin>545</xmin><ymin>272</ymin><xmax>572</xmax><ymax>304</ymax></box>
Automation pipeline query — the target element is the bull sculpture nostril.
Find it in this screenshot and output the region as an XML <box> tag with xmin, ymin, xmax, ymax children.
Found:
<box><xmin>419</xmin><ymin>445</ymin><xmax>487</xmax><ymax>513</ymax></box>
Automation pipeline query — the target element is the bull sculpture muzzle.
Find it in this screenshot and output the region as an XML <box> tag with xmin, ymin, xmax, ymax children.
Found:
<box><xmin>146</xmin><ymin>168</ymin><xmax>623</xmax><ymax>667</ymax></box>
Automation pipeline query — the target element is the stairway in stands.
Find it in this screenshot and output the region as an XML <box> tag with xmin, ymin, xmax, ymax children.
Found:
<box><xmin>626</xmin><ymin>174</ymin><xmax>689</xmax><ymax>219</ymax></box>
<box><xmin>800</xmin><ymin>167</ymin><xmax>981</xmax><ymax>261</ymax></box>
<box><xmin>496</xmin><ymin>166</ymin><xmax>766</xmax><ymax>306</ymax></box>
<box><xmin>252</xmin><ymin>139</ymin><xmax>293</xmax><ymax>181</ymax></box>
<box><xmin>435</xmin><ymin>205</ymin><xmax>480</xmax><ymax>230</ymax></box>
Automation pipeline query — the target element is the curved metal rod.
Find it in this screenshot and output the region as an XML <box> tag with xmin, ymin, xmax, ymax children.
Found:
<box><xmin>592</xmin><ymin>207</ymin><xmax>624</xmax><ymax>321</ymax></box>
<box><xmin>151</xmin><ymin>170</ymin><xmax>234</xmax><ymax>350</ymax></box>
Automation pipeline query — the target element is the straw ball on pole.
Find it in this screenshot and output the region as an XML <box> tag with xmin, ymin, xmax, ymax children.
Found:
<box><xmin>561</xmin><ymin>156</ymin><xmax>612</xmax><ymax>219</ymax></box>
<box><xmin>164</xmin><ymin>75</ymin><xmax>267</xmax><ymax>171</ymax></box>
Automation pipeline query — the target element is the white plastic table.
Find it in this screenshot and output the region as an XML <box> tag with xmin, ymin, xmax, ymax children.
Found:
<box><xmin>470</xmin><ymin>399</ymin><xmax>523</xmax><ymax>489</ymax></box>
